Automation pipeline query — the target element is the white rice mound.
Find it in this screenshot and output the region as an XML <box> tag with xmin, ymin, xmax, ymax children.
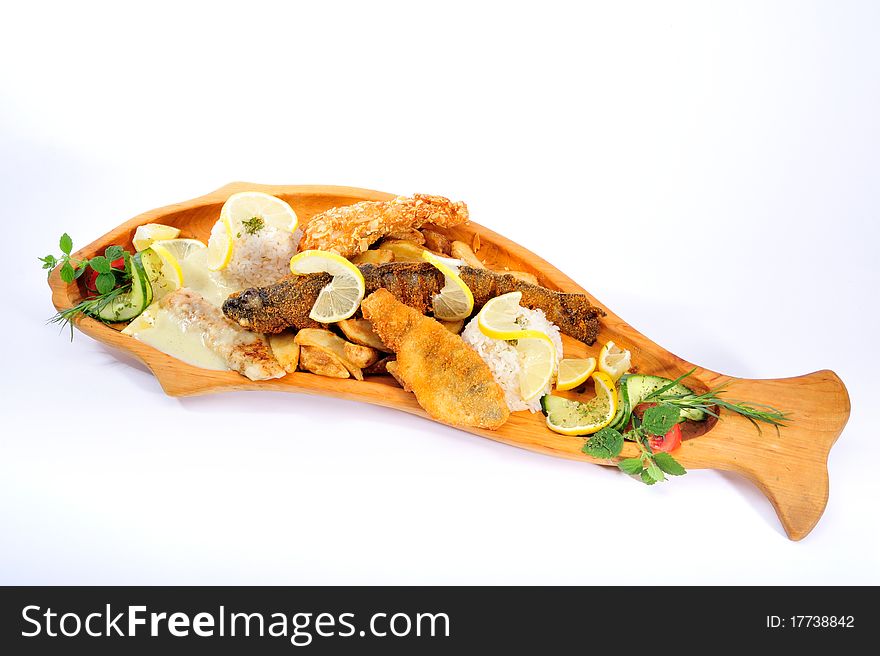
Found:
<box><xmin>220</xmin><ymin>226</ymin><xmax>302</xmax><ymax>289</ymax></box>
<box><xmin>461</xmin><ymin>306</ymin><xmax>563</xmax><ymax>413</ymax></box>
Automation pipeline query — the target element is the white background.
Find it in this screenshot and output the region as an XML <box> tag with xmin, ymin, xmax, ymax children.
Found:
<box><xmin>2</xmin><ymin>1</ymin><xmax>877</xmax><ymax>584</ymax></box>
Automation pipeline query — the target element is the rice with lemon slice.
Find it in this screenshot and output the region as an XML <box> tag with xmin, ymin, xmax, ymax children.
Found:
<box><xmin>219</xmin><ymin>224</ymin><xmax>302</xmax><ymax>289</ymax></box>
<box><xmin>208</xmin><ymin>191</ymin><xmax>302</xmax><ymax>289</ymax></box>
<box><xmin>462</xmin><ymin>304</ymin><xmax>562</xmax><ymax>413</ymax></box>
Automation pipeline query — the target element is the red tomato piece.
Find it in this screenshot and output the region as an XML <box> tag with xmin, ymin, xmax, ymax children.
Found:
<box><xmin>84</xmin><ymin>257</ymin><xmax>125</xmax><ymax>295</ymax></box>
<box><xmin>649</xmin><ymin>423</ymin><xmax>682</xmax><ymax>453</ymax></box>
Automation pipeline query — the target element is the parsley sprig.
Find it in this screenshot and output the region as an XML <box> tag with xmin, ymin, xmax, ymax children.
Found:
<box><xmin>582</xmin><ymin>369</ymin><xmax>788</xmax><ymax>485</ymax></box>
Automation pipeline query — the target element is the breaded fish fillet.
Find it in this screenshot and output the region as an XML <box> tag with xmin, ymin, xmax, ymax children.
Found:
<box><xmin>223</xmin><ymin>263</ymin><xmax>605</xmax><ymax>344</ymax></box>
<box><xmin>299</xmin><ymin>194</ymin><xmax>468</xmax><ymax>259</ymax></box>
<box><xmin>162</xmin><ymin>289</ymin><xmax>285</xmax><ymax>381</ymax></box>
<box><xmin>360</xmin><ymin>289</ymin><xmax>509</xmax><ymax>430</ymax></box>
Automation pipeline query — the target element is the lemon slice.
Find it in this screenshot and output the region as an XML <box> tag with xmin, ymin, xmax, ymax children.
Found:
<box><xmin>477</xmin><ymin>291</ymin><xmax>524</xmax><ymax>339</ymax></box>
<box><xmin>556</xmin><ymin>357</ymin><xmax>597</xmax><ymax>391</ymax></box>
<box><xmin>289</xmin><ymin>250</ymin><xmax>365</xmax><ymax>322</ymax></box>
<box><xmin>598</xmin><ymin>340</ymin><xmax>632</xmax><ymax>382</ymax></box>
<box><xmin>221</xmin><ymin>191</ymin><xmax>298</xmax><ymax>233</ymax></box>
<box><xmin>206</xmin><ymin>215</ymin><xmax>234</xmax><ymax>271</ymax></box>
<box><xmin>421</xmin><ymin>251</ymin><xmax>474</xmax><ymax>320</ymax></box>
<box><xmin>146</xmin><ymin>238</ymin><xmax>206</xmax><ymax>292</ymax></box>
<box><xmin>132</xmin><ymin>223</ymin><xmax>181</xmax><ymax>251</ymax></box>
<box><xmin>516</xmin><ymin>330</ymin><xmax>557</xmax><ymax>402</ymax></box>
<box><xmin>542</xmin><ymin>371</ymin><xmax>618</xmax><ymax>436</ymax></box>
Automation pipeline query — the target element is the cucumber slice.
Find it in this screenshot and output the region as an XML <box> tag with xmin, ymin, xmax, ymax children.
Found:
<box><xmin>610</xmin><ymin>374</ymin><xmax>632</xmax><ymax>432</ymax></box>
<box><xmin>541</xmin><ymin>394</ymin><xmax>583</xmax><ymax>424</ymax></box>
<box><xmin>624</xmin><ymin>374</ymin><xmax>705</xmax><ymax>422</ymax></box>
<box><xmin>93</xmin><ymin>252</ymin><xmax>153</xmax><ymax>322</ymax></box>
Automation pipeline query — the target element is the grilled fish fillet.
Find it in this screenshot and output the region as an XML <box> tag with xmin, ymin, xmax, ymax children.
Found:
<box><xmin>162</xmin><ymin>289</ymin><xmax>285</xmax><ymax>381</ymax></box>
<box><xmin>361</xmin><ymin>289</ymin><xmax>510</xmax><ymax>430</ymax></box>
<box><xmin>223</xmin><ymin>263</ymin><xmax>605</xmax><ymax>344</ymax></box>
<box><xmin>299</xmin><ymin>194</ymin><xmax>468</xmax><ymax>259</ymax></box>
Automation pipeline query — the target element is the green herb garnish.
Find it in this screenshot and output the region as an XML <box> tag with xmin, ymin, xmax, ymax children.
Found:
<box><xmin>643</xmin><ymin>368</ymin><xmax>788</xmax><ymax>433</ymax></box>
<box><xmin>241</xmin><ymin>216</ymin><xmax>265</xmax><ymax>235</ymax></box>
<box><xmin>581</xmin><ymin>369</ymin><xmax>788</xmax><ymax>485</ymax></box>
<box><xmin>40</xmin><ymin>234</ymin><xmax>132</xmax><ymax>338</ymax></box>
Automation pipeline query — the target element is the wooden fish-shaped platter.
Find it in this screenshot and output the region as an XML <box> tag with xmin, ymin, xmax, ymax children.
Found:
<box><xmin>48</xmin><ymin>183</ymin><xmax>850</xmax><ymax>540</ymax></box>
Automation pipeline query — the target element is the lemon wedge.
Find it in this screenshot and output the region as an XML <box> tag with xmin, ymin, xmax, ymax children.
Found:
<box><xmin>477</xmin><ymin>291</ymin><xmax>525</xmax><ymax>339</ymax></box>
<box><xmin>221</xmin><ymin>191</ymin><xmax>298</xmax><ymax>233</ymax></box>
<box><xmin>144</xmin><ymin>238</ymin><xmax>206</xmax><ymax>293</ymax></box>
<box><xmin>516</xmin><ymin>330</ymin><xmax>557</xmax><ymax>401</ymax></box>
<box><xmin>598</xmin><ymin>340</ymin><xmax>632</xmax><ymax>382</ymax></box>
<box><xmin>556</xmin><ymin>357</ymin><xmax>597</xmax><ymax>391</ymax></box>
<box><xmin>421</xmin><ymin>250</ymin><xmax>474</xmax><ymax>320</ymax></box>
<box><xmin>289</xmin><ymin>250</ymin><xmax>365</xmax><ymax>322</ymax></box>
<box><xmin>541</xmin><ymin>371</ymin><xmax>618</xmax><ymax>436</ymax></box>
<box><xmin>132</xmin><ymin>223</ymin><xmax>181</xmax><ymax>251</ymax></box>
<box><xmin>206</xmin><ymin>215</ymin><xmax>234</xmax><ymax>271</ymax></box>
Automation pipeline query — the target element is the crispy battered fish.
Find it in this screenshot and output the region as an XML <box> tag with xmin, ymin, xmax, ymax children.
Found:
<box><xmin>223</xmin><ymin>263</ymin><xmax>605</xmax><ymax>344</ymax></box>
<box><xmin>300</xmin><ymin>194</ymin><xmax>468</xmax><ymax>259</ymax></box>
<box><xmin>161</xmin><ymin>289</ymin><xmax>285</xmax><ymax>381</ymax></box>
<box><xmin>361</xmin><ymin>289</ymin><xmax>509</xmax><ymax>430</ymax></box>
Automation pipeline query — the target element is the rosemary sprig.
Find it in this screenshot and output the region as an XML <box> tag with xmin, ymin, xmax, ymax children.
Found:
<box><xmin>49</xmin><ymin>285</ymin><xmax>132</xmax><ymax>339</ymax></box>
<box><xmin>644</xmin><ymin>368</ymin><xmax>789</xmax><ymax>433</ymax></box>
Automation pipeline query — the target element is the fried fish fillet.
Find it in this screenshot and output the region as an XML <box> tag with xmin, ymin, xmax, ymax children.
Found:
<box><xmin>360</xmin><ymin>289</ymin><xmax>509</xmax><ymax>430</ymax></box>
<box><xmin>299</xmin><ymin>194</ymin><xmax>468</xmax><ymax>259</ymax></box>
<box><xmin>223</xmin><ymin>263</ymin><xmax>605</xmax><ymax>344</ymax></box>
<box><xmin>161</xmin><ymin>288</ymin><xmax>285</xmax><ymax>381</ymax></box>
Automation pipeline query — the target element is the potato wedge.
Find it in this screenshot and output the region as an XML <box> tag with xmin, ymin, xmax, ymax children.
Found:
<box><xmin>299</xmin><ymin>346</ymin><xmax>349</xmax><ymax>379</ymax></box>
<box><xmin>268</xmin><ymin>332</ymin><xmax>300</xmax><ymax>373</ymax></box>
<box><xmin>337</xmin><ymin>318</ymin><xmax>390</xmax><ymax>352</ymax></box>
<box><xmin>507</xmin><ymin>270</ymin><xmax>539</xmax><ymax>285</ymax></box>
<box><xmin>421</xmin><ymin>229</ymin><xmax>452</xmax><ymax>255</ymax></box>
<box><xmin>439</xmin><ymin>319</ymin><xmax>464</xmax><ymax>334</ymax></box>
<box><xmin>471</xmin><ymin>232</ymin><xmax>481</xmax><ymax>253</ymax></box>
<box><xmin>385</xmin><ymin>228</ymin><xmax>425</xmax><ymax>244</ymax></box>
<box><xmin>343</xmin><ymin>341</ymin><xmax>380</xmax><ymax>369</ymax></box>
<box><xmin>378</xmin><ymin>239</ymin><xmax>427</xmax><ymax>262</ymax></box>
<box><xmin>351</xmin><ymin>249</ymin><xmax>394</xmax><ymax>265</ymax></box>
<box><xmin>363</xmin><ymin>355</ymin><xmax>395</xmax><ymax>376</ymax></box>
<box><xmin>450</xmin><ymin>240</ymin><xmax>485</xmax><ymax>269</ymax></box>
<box><xmin>294</xmin><ymin>329</ymin><xmax>364</xmax><ymax>380</ymax></box>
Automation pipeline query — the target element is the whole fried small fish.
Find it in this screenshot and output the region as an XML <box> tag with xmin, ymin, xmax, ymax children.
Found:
<box><xmin>361</xmin><ymin>289</ymin><xmax>509</xmax><ymax>430</ymax></box>
<box><xmin>223</xmin><ymin>263</ymin><xmax>605</xmax><ymax>344</ymax></box>
<box><xmin>300</xmin><ymin>194</ymin><xmax>468</xmax><ymax>259</ymax></box>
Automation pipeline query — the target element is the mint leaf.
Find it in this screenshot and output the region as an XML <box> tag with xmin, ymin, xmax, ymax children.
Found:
<box><xmin>640</xmin><ymin>469</ymin><xmax>657</xmax><ymax>485</ymax></box>
<box><xmin>105</xmin><ymin>245</ymin><xmax>124</xmax><ymax>261</ymax></box>
<box><xmin>645</xmin><ymin>458</ymin><xmax>665</xmax><ymax>483</ymax></box>
<box><xmin>89</xmin><ymin>256</ymin><xmax>111</xmax><ymax>274</ymax></box>
<box><xmin>641</xmin><ymin>403</ymin><xmax>680</xmax><ymax>436</ymax></box>
<box><xmin>582</xmin><ymin>427</ymin><xmax>624</xmax><ymax>459</ymax></box>
<box><xmin>617</xmin><ymin>457</ymin><xmax>643</xmax><ymax>475</ymax></box>
<box><xmin>59</xmin><ymin>233</ymin><xmax>73</xmax><ymax>255</ymax></box>
<box><xmin>653</xmin><ymin>452</ymin><xmax>686</xmax><ymax>476</ymax></box>
<box><xmin>60</xmin><ymin>261</ymin><xmax>75</xmax><ymax>283</ymax></box>
<box><xmin>582</xmin><ymin>440</ymin><xmax>612</xmax><ymax>459</ymax></box>
<box><xmin>95</xmin><ymin>272</ymin><xmax>116</xmax><ymax>294</ymax></box>
<box><xmin>40</xmin><ymin>254</ymin><xmax>58</xmax><ymax>270</ymax></box>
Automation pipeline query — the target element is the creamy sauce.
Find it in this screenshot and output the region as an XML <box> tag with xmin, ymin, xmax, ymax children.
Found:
<box><xmin>122</xmin><ymin>302</ymin><xmax>228</xmax><ymax>371</ymax></box>
<box><xmin>180</xmin><ymin>248</ymin><xmax>237</xmax><ymax>307</ymax></box>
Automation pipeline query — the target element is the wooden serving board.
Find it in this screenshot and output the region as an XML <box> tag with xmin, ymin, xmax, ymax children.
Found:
<box><xmin>48</xmin><ymin>183</ymin><xmax>850</xmax><ymax>540</ymax></box>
